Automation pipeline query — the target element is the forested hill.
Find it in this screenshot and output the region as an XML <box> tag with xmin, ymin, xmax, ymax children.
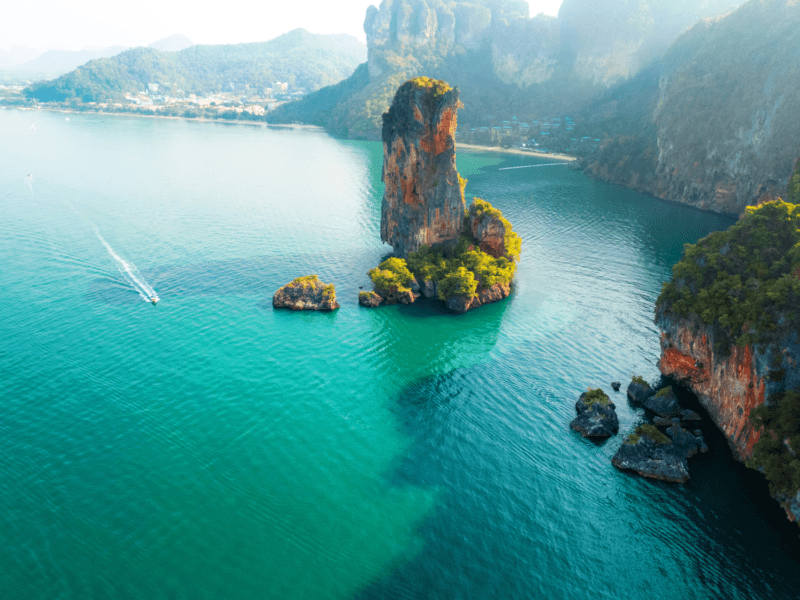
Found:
<box><xmin>25</xmin><ymin>29</ymin><xmax>366</xmax><ymax>102</ymax></box>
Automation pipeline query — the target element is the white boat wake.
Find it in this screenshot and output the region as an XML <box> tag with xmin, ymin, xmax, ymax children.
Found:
<box><xmin>499</xmin><ymin>162</ymin><xmax>568</xmax><ymax>170</ymax></box>
<box><xmin>94</xmin><ymin>228</ymin><xmax>159</xmax><ymax>303</ymax></box>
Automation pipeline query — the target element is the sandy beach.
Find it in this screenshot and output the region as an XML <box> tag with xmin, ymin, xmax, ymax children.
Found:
<box><xmin>457</xmin><ymin>142</ymin><xmax>576</xmax><ymax>161</ymax></box>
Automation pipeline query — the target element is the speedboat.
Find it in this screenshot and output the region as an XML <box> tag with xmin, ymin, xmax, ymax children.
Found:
<box><xmin>150</xmin><ymin>296</ymin><xmax>159</xmax><ymax>304</ymax></box>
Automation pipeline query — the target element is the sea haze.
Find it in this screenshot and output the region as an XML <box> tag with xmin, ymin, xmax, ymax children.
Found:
<box><xmin>1</xmin><ymin>109</ymin><xmax>798</xmax><ymax>599</ymax></box>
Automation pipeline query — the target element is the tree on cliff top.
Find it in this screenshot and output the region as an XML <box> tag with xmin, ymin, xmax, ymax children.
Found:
<box><xmin>789</xmin><ymin>159</ymin><xmax>800</xmax><ymax>204</ymax></box>
<box><xmin>658</xmin><ymin>199</ymin><xmax>800</xmax><ymax>348</ymax></box>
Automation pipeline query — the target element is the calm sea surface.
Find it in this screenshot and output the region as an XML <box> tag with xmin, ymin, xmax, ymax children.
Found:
<box><xmin>1</xmin><ymin>109</ymin><xmax>798</xmax><ymax>599</ymax></box>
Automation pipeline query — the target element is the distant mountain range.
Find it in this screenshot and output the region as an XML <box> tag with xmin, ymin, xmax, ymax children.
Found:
<box><xmin>268</xmin><ymin>0</ymin><xmax>745</xmax><ymax>138</ymax></box>
<box><xmin>2</xmin><ymin>34</ymin><xmax>194</xmax><ymax>79</ymax></box>
<box><xmin>12</xmin><ymin>46</ymin><xmax>128</xmax><ymax>78</ymax></box>
<box><xmin>25</xmin><ymin>29</ymin><xmax>366</xmax><ymax>101</ymax></box>
<box><xmin>148</xmin><ymin>34</ymin><xmax>194</xmax><ymax>53</ymax></box>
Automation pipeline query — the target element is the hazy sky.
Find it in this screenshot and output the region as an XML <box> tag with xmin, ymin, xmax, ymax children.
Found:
<box><xmin>0</xmin><ymin>0</ymin><xmax>564</xmax><ymax>51</ymax></box>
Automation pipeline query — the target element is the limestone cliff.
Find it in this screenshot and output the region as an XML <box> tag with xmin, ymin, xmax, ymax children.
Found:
<box><xmin>366</xmin><ymin>77</ymin><xmax>521</xmax><ymax>313</ymax></box>
<box><xmin>583</xmin><ymin>0</ymin><xmax>800</xmax><ymax>215</ymax></box>
<box><xmin>380</xmin><ymin>78</ymin><xmax>464</xmax><ymax>257</ymax></box>
<box><xmin>656</xmin><ymin>200</ymin><xmax>800</xmax><ymax>523</ymax></box>
<box><xmin>272</xmin><ymin>0</ymin><xmax>742</xmax><ymax>139</ymax></box>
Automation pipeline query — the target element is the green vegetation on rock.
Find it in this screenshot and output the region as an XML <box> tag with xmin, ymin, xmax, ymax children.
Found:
<box><xmin>583</xmin><ymin>388</ymin><xmax>611</xmax><ymax>407</ymax></box>
<box><xmin>408</xmin><ymin>77</ymin><xmax>452</xmax><ymax>97</ymax></box>
<box><xmin>654</xmin><ymin>386</ymin><xmax>672</xmax><ymax>398</ymax></box>
<box><xmin>368</xmin><ymin>257</ymin><xmax>414</xmax><ymax>294</ymax></box>
<box><xmin>437</xmin><ymin>267</ymin><xmax>478</xmax><ymax>301</ymax></box>
<box><xmin>293</xmin><ymin>274</ymin><xmax>320</xmax><ymax>286</ymax></box>
<box><xmin>405</xmin><ymin>233</ymin><xmax>516</xmax><ymax>299</ymax></box>
<box><xmin>626</xmin><ymin>424</ymin><xmax>671</xmax><ymax>445</ymax></box>
<box><xmin>789</xmin><ymin>161</ymin><xmax>800</xmax><ymax>204</ymax></box>
<box><xmin>658</xmin><ymin>200</ymin><xmax>800</xmax><ymax>347</ymax></box>
<box><xmin>631</xmin><ymin>375</ymin><xmax>649</xmax><ymax>386</ymax></box>
<box><xmin>747</xmin><ymin>389</ymin><xmax>800</xmax><ymax>497</ymax></box>
<box><xmin>470</xmin><ymin>198</ymin><xmax>522</xmax><ymax>261</ymax></box>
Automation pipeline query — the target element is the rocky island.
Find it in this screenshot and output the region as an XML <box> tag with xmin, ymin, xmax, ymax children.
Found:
<box><xmin>570</xmin><ymin>388</ymin><xmax>619</xmax><ymax>438</ymax></box>
<box><xmin>273</xmin><ymin>275</ymin><xmax>340</xmax><ymax>311</ymax></box>
<box><xmin>361</xmin><ymin>77</ymin><xmax>521</xmax><ymax>313</ymax></box>
<box><xmin>656</xmin><ymin>199</ymin><xmax>800</xmax><ymax>523</ymax></box>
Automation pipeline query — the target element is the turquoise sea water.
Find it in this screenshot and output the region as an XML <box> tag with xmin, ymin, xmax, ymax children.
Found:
<box><xmin>1</xmin><ymin>109</ymin><xmax>798</xmax><ymax>599</ymax></box>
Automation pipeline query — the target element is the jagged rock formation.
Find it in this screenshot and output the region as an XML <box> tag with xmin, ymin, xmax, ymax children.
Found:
<box><xmin>365</xmin><ymin>77</ymin><xmax>521</xmax><ymax>313</ymax></box>
<box><xmin>271</xmin><ymin>0</ymin><xmax>742</xmax><ymax>139</ymax></box>
<box><xmin>570</xmin><ymin>390</ymin><xmax>619</xmax><ymax>438</ymax></box>
<box><xmin>582</xmin><ymin>0</ymin><xmax>800</xmax><ymax>215</ymax></box>
<box><xmin>656</xmin><ymin>200</ymin><xmax>800</xmax><ymax>522</ymax></box>
<box><xmin>444</xmin><ymin>282</ymin><xmax>511</xmax><ymax>314</ymax></box>
<box><xmin>612</xmin><ymin>422</ymin><xmax>707</xmax><ymax>483</ymax></box>
<box><xmin>273</xmin><ymin>275</ymin><xmax>340</xmax><ymax>311</ymax></box>
<box><xmin>380</xmin><ymin>78</ymin><xmax>464</xmax><ymax>258</ymax></box>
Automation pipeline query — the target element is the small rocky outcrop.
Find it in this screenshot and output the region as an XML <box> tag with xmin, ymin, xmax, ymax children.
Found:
<box><xmin>570</xmin><ymin>389</ymin><xmax>619</xmax><ymax>438</ymax></box>
<box><xmin>444</xmin><ymin>283</ymin><xmax>511</xmax><ymax>314</ymax></box>
<box><xmin>380</xmin><ymin>78</ymin><xmax>464</xmax><ymax>258</ymax></box>
<box><xmin>611</xmin><ymin>381</ymin><xmax>621</xmax><ymax>391</ymax></box>
<box><xmin>360</xmin><ymin>257</ymin><xmax>418</xmax><ymax>308</ymax></box>
<box><xmin>612</xmin><ymin>423</ymin><xmax>707</xmax><ymax>483</ymax></box>
<box><xmin>358</xmin><ymin>291</ymin><xmax>382</xmax><ymax>308</ymax></box>
<box><xmin>466</xmin><ymin>199</ymin><xmax>522</xmax><ymax>261</ymax></box>
<box><xmin>418</xmin><ymin>278</ymin><xmax>437</xmax><ymax>298</ymax></box>
<box><xmin>627</xmin><ymin>377</ymin><xmax>655</xmax><ymax>403</ymax></box>
<box><xmin>643</xmin><ymin>385</ymin><xmax>682</xmax><ymax>418</ymax></box>
<box><xmin>359</xmin><ymin>289</ymin><xmax>416</xmax><ymax>307</ymax></box>
<box><xmin>273</xmin><ymin>275</ymin><xmax>340</xmax><ymax>311</ymax></box>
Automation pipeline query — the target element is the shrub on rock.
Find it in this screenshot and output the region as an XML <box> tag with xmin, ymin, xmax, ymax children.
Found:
<box><xmin>273</xmin><ymin>275</ymin><xmax>340</xmax><ymax>311</ymax></box>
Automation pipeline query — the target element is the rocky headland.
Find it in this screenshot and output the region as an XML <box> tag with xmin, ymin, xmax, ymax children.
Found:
<box><xmin>273</xmin><ymin>275</ymin><xmax>340</xmax><ymax>311</ymax></box>
<box><xmin>656</xmin><ymin>199</ymin><xmax>800</xmax><ymax>523</ymax></box>
<box><xmin>362</xmin><ymin>77</ymin><xmax>521</xmax><ymax>314</ymax></box>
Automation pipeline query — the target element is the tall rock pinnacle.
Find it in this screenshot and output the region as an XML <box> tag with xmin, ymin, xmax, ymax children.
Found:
<box><xmin>380</xmin><ymin>78</ymin><xmax>465</xmax><ymax>258</ymax></box>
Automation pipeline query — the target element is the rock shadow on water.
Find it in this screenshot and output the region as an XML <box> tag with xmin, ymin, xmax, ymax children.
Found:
<box><xmin>356</xmin><ymin>353</ymin><xmax>800</xmax><ymax>600</ymax></box>
<box><xmin>391</xmin><ymin>294</ymin><xmax>512</xmax><ymax>319</ymax></box>
<box><xmin>649</xmin><ymin>377</ymin><xmax>800</xmax><ymax>546</ymax></box>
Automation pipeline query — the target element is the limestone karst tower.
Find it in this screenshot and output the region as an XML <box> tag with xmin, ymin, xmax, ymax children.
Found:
<box><xmin>380</xmin><ymin>78</ymin><xmax>465</xmax><ymax>258</ymax></box>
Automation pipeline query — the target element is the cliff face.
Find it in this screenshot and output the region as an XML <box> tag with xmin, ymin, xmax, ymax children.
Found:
<box><xmin>380</xmin><ymin>79</ymin><xmax>465</xmax><ymax>257</ymax></box>
<box><xmin>656</xmin><ymin>311</ymin><xmax>800</xmax><ymax>460</ymax></box>
<box><xmin>655</xmin><ymin>200</ymin><xmax>800</xmax><ymax>522</ymax></box>
<box><xmin>274</xmin><ymin>0</ymin><xmax>743</xmax><ymax>139</ymax></box>
<box><xmin>657</xmin><ymin>311</ymin><xmax>800</xmax><ymax>522</ymax></box>
<box><xmin>583</xmin><ymin>0</ymin><xmax>800</xmax><ymax>215</ymax></box>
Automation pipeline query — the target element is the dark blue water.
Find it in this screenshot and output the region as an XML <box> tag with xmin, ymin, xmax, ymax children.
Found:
<box><xmin>1</xmin><ymin>109</ymin><xmax>798</xmax><ymax>599</ymax></box>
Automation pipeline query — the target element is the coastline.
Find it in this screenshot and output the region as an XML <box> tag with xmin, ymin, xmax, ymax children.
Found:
<box><xmin>15</xmin><ymin>105</ymin><xmax>325</xmax><ymax>130</ymax></box>
<box><xmin>457</xmin><ymin>142</ymin><xmax>576</xmax><ymax>161</ymax></box>
<box><xmin>10</xmin><ymin>107</ymin><xmax>574</xmax><ymax>159</ymax></box>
